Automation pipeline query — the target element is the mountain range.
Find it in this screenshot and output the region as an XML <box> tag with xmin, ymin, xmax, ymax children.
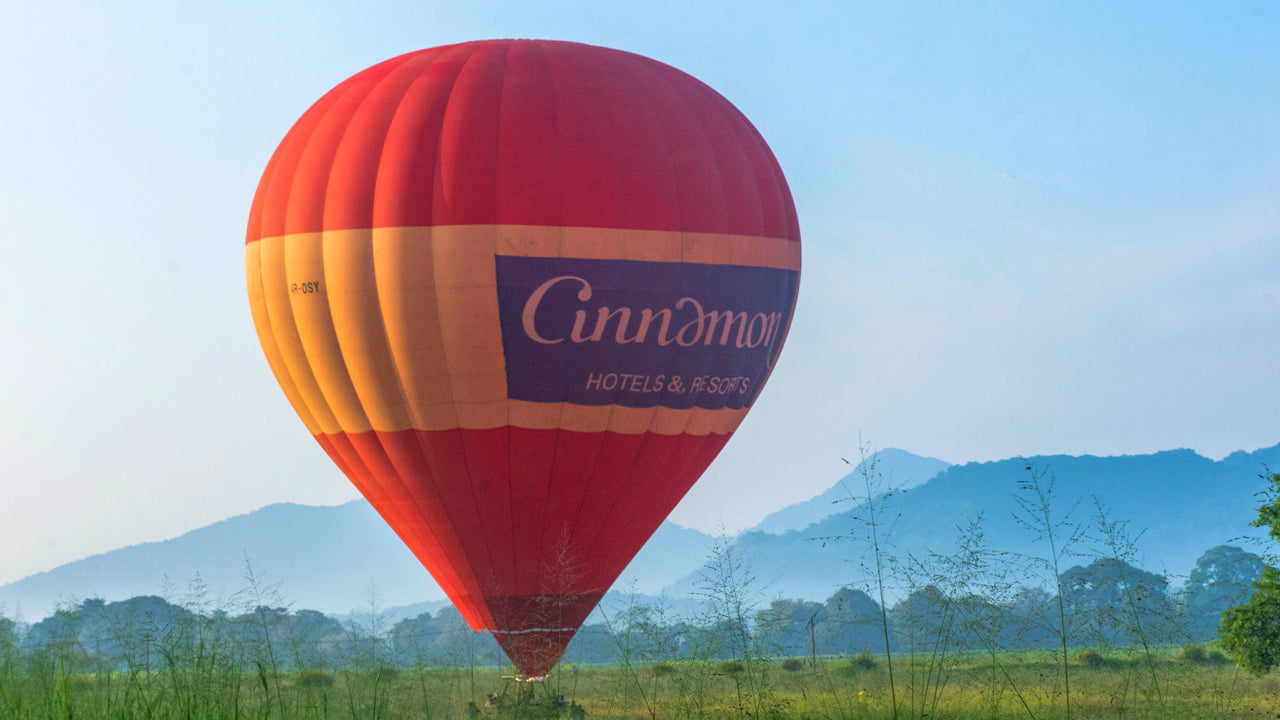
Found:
<box><xmin>748</xmin><ymin>448</ymin><xmax>951</xmax><ymax>533</ymax></box>
<box><xmin>3</xmin><ymin>444</ymin><xmax>1276</xmax><ymax>621</ymax></box>
<box><xmin>664</xmin><ymin>444</ymin><xmax>1280</xmax><ymax>601</ymax></box>
<box><xmin>0</xmin><ymin>502</ymin><xmax>718</xmax><ymax>622</ymax></box>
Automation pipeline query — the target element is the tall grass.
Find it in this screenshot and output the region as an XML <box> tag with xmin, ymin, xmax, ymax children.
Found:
<box><xmin>821</xmin><ymin>441</ymin><xmax>902</xmax><ymax>719</ymax></box>
<box><xmin>1014</xmin><ymin>462</ymin><xmax>1086</xmax><ymax>720</ymax></box>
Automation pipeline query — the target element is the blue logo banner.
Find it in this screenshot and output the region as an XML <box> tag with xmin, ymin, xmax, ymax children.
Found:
<box><xmin>495</xmin><ymin>256</ymin><xmax>798</xmax><ymax>410</ymax></box>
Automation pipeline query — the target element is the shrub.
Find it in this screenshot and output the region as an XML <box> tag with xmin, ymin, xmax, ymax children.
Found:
<box><xmin>851</xmin><ymin>650</ymin><xmax>877</xmax><ymax>670</ymax></box>
<box><xmin>1178</xmin><ymin>645</ymin><xmax>1230</xmax><ymax>665</ymax></box>
<box><xmin>834</xmin><ymin>651</ymin><xmax>878</xmax><ymax>675</ymax></box>
<box><xmin>717</xmin><ymin>660</ymin><xmax>745</xmax><ymax>674</ymax></box>
<box><xmin>298</xmin><ymin>670</ymin><xmax>334</xmax><ymax>688</ymax></box>
<box><xmin>1178</xmin><ymin>645</ymin><xmax>1208</xmax><ymax>663</ymax></box>
<box><xmin>780</xmin><ymin>658</ymin><xmax>805</xmax><ymax>672</ymax></box>
<box><xmin>1220</xmin><ymin>550</ymin><xmax>1280</xmax><ymax>675</ymax></box>
<box><xmin>648</xmin><ymin>662</ymin><xmax>677</xmax><ymax>677</ymax></box>
<box><xmin>1076</xmin><ymin>650</ymin><xmax>1105</xmax><ymax>669</ymax></box>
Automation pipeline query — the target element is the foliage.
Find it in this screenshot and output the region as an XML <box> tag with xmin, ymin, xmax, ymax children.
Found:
<box><xmin>815</xmin><ymin>586</ymin><xmax>884</xmax><ymax>655</ymax></box>
<box><xmin>1250</xmin><ymin>470</ymin><xmax>1280</xmax><ymax>544</ymax></box>
<box><xmin>1175</xmin><ymin>644</ymin><xmax>1228</xmax><ymax>665</ymax></box>
<box><xmin>1178</xmin><ymin>644</ymin><xmax>1207</xmax><ymax>663</ymax></box>
<box><xmin>1058</xmin><ymin>557</ymin><xmax>1173</xmax><ymax>644</ymax></box>
<box><xmin>648</xmin><ymin>662</ymin><xmax>677</xmax><ymax>677</ymax></box>
<box><xmin>1181</xmin><ymin>545</ymin><xmax>1265</xmax><ymax>639</ymax></box>
<box><xmin>298</xmin><ymin>669</ymin><xmax>334</xmax><ymax>688</ymax></box>
<box><xmin>755</xmin><ymin>598</ymin><xmax>824</xmax><ymax>658</ymax></box>
<box><xmin>1076</xmin><ymin>650</ymin><xmax>1105</xmax><ymax>669</ymax></box>
<box><xmin>1013</xmin><ymin>462</ymin><xmax>1085</xmax><ymax>720</ymax></box>
<box><xmin>1220</xmin><ymin>565</ymin><xmax>1280</xmax><ymax>676</ymax></box>
<box><xmin>692</xmin><ymin>532</ymin><xmax>775</xmax><ymax>720</ymax></box>
<box><xmin>4</xmin><ymin>543</ymin><xmax>1261</xmax><ymax>673</ymax></box>
<box><xmin>1219</xmin><ymin>470</ymin><xmax>1280</xmax><ymax>675</ymax></box>
<box><xmin>848</xmin><ymin>650</ymin><xmax>878</xmax><ymax>670</ymax></box>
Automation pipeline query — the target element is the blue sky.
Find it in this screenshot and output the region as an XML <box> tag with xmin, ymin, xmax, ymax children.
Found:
<box><xmin>2</xmin><ymin>1</ymin><xmax>1278</xmax><ymax>587</ymax></box>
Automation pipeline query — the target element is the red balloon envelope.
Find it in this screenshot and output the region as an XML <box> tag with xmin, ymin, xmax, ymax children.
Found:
<box><xmin>244</xmin><ymin>39</ymin><xmax>800</xmax><ymax>676</ymax></box>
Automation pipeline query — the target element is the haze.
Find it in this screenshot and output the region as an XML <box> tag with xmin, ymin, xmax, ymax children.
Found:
<box><xmin>2</xmin><ymin>1</ymin><xmax>1277</xmax><ymax>587</ymax></box>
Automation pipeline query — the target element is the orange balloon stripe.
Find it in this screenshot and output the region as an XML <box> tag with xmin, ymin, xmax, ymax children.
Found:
<box><xmin>245</xmin><ymin>251</ymin><xmax>321</xmax><ymax>433</ymax></box>
<box><xmin>247</xmin><ymin>239</ymin><xmax>340</xmax><ymax>435</ymax></box>
<box><xmin>245</xmin><ymin>225</ymin><xmax>795</xmax><ymax>437</ymax></box>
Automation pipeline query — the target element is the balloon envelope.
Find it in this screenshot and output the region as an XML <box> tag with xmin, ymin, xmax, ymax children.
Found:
<box><xmin>245</xmin><ymin>39</ymin><xmax>800</xmax><ymax>676</ymax></box>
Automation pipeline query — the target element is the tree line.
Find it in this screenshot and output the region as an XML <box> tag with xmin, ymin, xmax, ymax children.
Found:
<box><xmin>0</xmin><ymin>542</ymin><xmax>1264</xmax><ymax>674</ymax></box>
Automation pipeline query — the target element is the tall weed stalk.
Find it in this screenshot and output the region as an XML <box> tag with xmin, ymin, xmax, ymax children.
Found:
<box><xmin>1090</xmin><ymin>497</ymin><xmax>1166</xmax><ymax>710</ymax></box>
<box><xmin>1014</xmin><ymin>462</ymin><xmax>1085</xmax><ymax>720</ymax></box>
<box><xmin>822</xmin><ymin>441</ymin><xmax>901</xmax><ymax>719</ymax></box>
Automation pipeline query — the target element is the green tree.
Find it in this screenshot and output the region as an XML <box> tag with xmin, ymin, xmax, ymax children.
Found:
<box><xmin>1220</xmin><ymin>566</ymin><xmax>1280</xmax><ymax>675</ymax></box>
<box><xmin>889</xmin><ymin>584</ymin><xmax>953</xmax><ymax>652</ymax></box>
<box><xmin>1252</xmin><ymin>470</ymin><xmax>1280</xmax><ymax>544</ymax></box>
<box><xmin>1058</xmin><ymin>557</ymin><xmax>1172</xmax><ymax>645</ymax></box>
<box><xmin>1182</xmin><ymin>545</ymin><xmax>1264</xmax><ymax>640</ymax></box>
<box><xmin>815</xmin><ymin>586</ymin><xmax>883</xmax><ymax>655</ymax></box>
<box><xmin>0</xmin><ymin>614</ymin><xmax>18</xmax><ymax>664</ymax></box>
<box><xmin>1220</xmin><ymin>470</ymin><xmax>1280</xmax><ymax>674</ymax></box>
<box><xmin>755</xmin><ymin>598</ymin><xmax>825</xmax><ymax>657</ymax></box>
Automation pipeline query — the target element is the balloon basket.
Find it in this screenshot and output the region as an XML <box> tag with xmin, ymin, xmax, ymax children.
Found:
<box><xmin>501</xmin><ymin>674</ymin><xmax>549</xmax><ymax>683</ymax></box>
<box><xmin>488</xmin><ymin>674</ymin><xmax>576</xmax><ymax>712</ymax></box>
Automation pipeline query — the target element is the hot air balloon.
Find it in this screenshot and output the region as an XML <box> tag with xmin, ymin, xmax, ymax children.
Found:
<box><xmin>244</xmin><ymin>39</ymin><xmax>800</xmax><ymax>676</ymax></box>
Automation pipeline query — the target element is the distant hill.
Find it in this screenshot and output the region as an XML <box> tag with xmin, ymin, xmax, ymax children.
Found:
<box><xmin>0</xmin><ymin>502</ymin><xmax>715</xmax><ymax>621</ymax></box>
<box><xmin>6</xmin><ymin>443</ymin><xmax>1276</xmax><ymax>623</ymax></box>
<box><xmin>0</xmin><ymin>502</ymin><xmax>438</xmax><ymax>620</ymax></box>
<box><xmin>749</xmin><ymin>448</ymin><xmax>951</xmax><ymax>534</ymax></box>
<box><xmin>666</xmin><ymin>444</ymin><xmax>1280</xmax><ymax>601</ymax></box>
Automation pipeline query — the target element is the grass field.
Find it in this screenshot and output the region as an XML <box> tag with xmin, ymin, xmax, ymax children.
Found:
<box><xmin>3</xmin><ymin>646</ymin><xmax>1280</xmax><ymax>720</ymax></box>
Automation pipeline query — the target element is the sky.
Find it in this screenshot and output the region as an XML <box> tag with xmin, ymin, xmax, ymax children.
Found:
<box><xmin>2</xmin><ymin>1</ymin><xmax>1279</xmax><ymax>587</ymax></box>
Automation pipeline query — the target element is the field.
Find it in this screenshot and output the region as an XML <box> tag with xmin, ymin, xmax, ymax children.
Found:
<box><xmin>3</xmin><ymin>646</ymin><xmax>1280</xmax><ymax>720</ymax></box>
